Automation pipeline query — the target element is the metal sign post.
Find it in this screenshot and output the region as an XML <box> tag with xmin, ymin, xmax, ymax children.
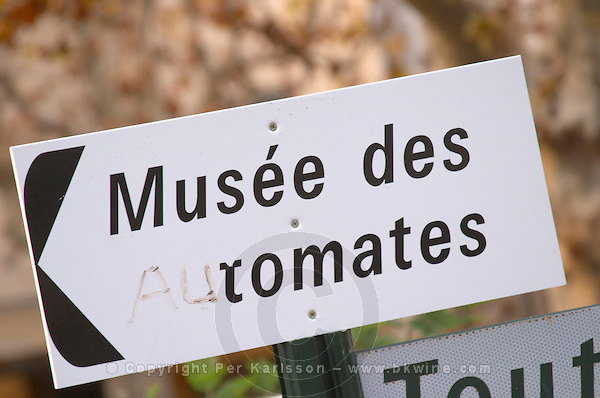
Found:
<box><xmin>273</xmin><ymin>330</ymin><xmax>363</xmax><ymax>398</ymax></box>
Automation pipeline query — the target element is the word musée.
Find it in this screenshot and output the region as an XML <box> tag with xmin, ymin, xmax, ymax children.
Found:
<box><xmin>109</xmin><ymin>144</ymin><xmax>324</xmax><ymax>235</ymax></box>
<box><xmin>108</xmin><ymin>124</ymin><xmax>470</xmax><ymax>235</ymax></box>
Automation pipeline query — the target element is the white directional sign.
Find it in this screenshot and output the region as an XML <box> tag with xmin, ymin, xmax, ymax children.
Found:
<box><xmin>357</xmin><ymin>305</ymin><xmax>600</xmax><ymax>397</ymax></box>
<box><xmin>10</xmin><ymin>56</ymin><xmax>564</xmax><ymax>388</ymax></box>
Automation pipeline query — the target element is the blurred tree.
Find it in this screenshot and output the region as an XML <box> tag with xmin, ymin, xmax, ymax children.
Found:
<box><xmin>1</xmin><ymin>0</ymin><xmax>600</xmax><ymax>396</ymax></box>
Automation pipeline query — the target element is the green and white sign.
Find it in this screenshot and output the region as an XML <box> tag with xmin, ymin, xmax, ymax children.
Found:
<box><xmin>357</xmin><ymin>305</ymin><xmax>600</xmax><ymax>397</ymax></box>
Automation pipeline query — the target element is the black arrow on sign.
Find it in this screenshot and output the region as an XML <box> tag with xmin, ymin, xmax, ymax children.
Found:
<box><xmin>24</xmin><ymin>146</ymin><xmax>124</xmax><ymax>367</ymax></box>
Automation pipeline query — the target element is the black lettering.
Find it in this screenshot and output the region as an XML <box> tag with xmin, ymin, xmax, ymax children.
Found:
<box><xmin>389</xmin><ymin>218</ymin><xmax>412</xmax><ymax>270</ymax></box>
<box><xmin>294</xmin><ymin>155</ymin><xmax>325</xmax><ymax>199</ymax></box>
<box><xmin>353</xmin><ymin>234</ymin><xmax>382</xmax><ymax>277</ymax></box>
<box><xmin>420</xmin><ymin>221</ymin><xmax>451</xmax><ymax>264</ymax></box>
<box><xmin>404</xmin><ymin>135</ymin><xmax>434</xmax><ymax>179</ymax></box>
<box><xmin>176</xmin><ymin>176</ymin><xmax>206</xmax><ymax>222</ymax></box>
<box><xmin>254</xmin><ymin>145</ymin><xmax>284</xmax><ymax>207</ymax></box>
<box><xmin>252</xmin><ymin>253</ymin><xmax>283</xmax><ymax>297</ymax></box>
<box><xmin>460</xmin><ymin>213</ymin><xmax>486</xmax><ymax>257</ymax></box>
<box><xmin>219</xmin><ymin>260</ymin><xmax>243</xmax><ymax>303</ymax></box>
<box><xmin>217</xmin><ymin>170</ymin><xmax>244</xmax><ymax>214</ymax></box>
<box><xmin>294</xmin><ymin>242</ymin><xmax>343</xmax><ymax>290</ymax></box>
<box><xmin>110</xmin><ymin>166</ymin><xmax>163</xmax><ymax>235</ymax></box>
<box><xmin>443</xmin><ymin>128</ymin><xmax>470</xmax><ymax>171</ymax></box>
<box><xmin>573</xmin><ymin>338</ymin><xmax>600</xmax><ymax>398</ymax></box>
<box><xmin>384</xmin><ymin>359</ymin><xmax>438</xmax><ymax>398</ymax></box>
<box><xmin>511</xmin><ymin>363</ymin><xmax>554</xmax><ymax>398</ymax></box>
<box><xmin>511</xmin><ymin>368</ymin><xmax>524</xmax><ymax>398</ymax></box>
<box><xmin>540</xmin><ymin>363</ymin><xmax>554</xmax><ymax>398</ymax></box>
<box><xmin>447</xmin><ymin>377</ymin><xmax>491</xmax><ymax>398</ymax></box>
<box><xmin>363</xmin><ymin>124</ymin><xmax>394</xmax><ymax>186</ymax></box>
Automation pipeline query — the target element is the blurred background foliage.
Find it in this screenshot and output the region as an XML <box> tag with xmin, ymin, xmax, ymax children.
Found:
<box><xmin>178</xmin><ymin>308</ymin><xmax>481</xmax><ymax>398</ymax></box>
<box><xmin>0</xmin><ymin>0</ymin><xmax>599</xmax><ymax>397</ymax></box>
